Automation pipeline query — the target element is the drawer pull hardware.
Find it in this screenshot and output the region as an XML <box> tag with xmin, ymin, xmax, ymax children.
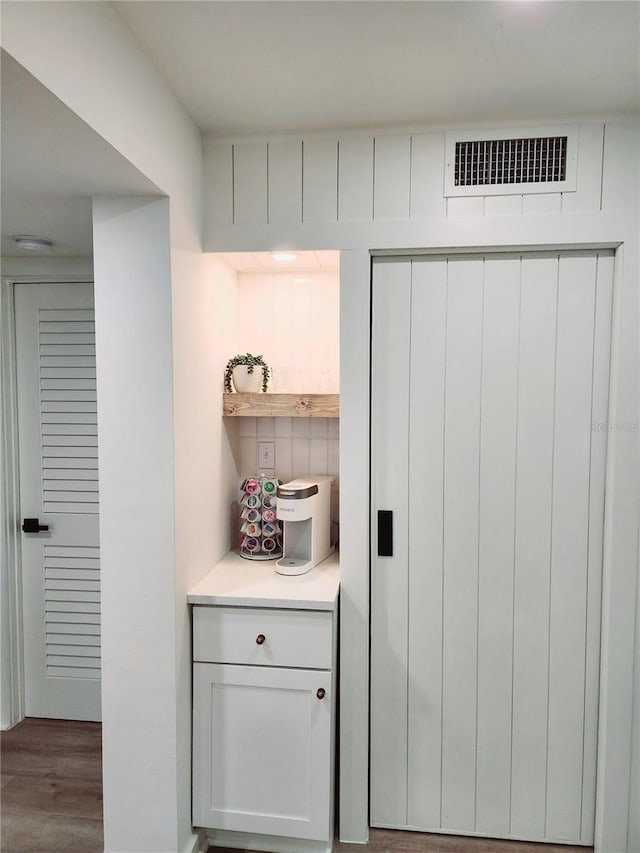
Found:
<box><xmin>316</xmin><ymin>688</ymin><xmax>326</xmax><ymax>700</ymax></box>
<box><xmin>256</xmin><ymin>634</ymin><xmax>266</xmax><ymax>645</ymax></box>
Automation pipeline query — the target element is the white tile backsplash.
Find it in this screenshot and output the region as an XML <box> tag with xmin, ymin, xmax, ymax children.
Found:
<box><xmin>274</xmin><ymin>417</ymin><xmax>293</xmax><ymax>438</ymax></box>
<box><xmin>310</xmin><ymin>418</ymin><xmax>328</xmax><ymax>439</ymax></box>
<box><xmin>292</xmin><ymin>437</ymin><xmax>311</xmax><ymax>476</ymax></box>
<box><xmin>328</xmin><ymin>438</ymin><xmax>339</xmax><ymax>475</ymax></box>
<box><xmin>274</xmin><ymin>437</ymin><xmax>293</xmax><ymax>482</ymax></box>
<box><xmin>237</xmin><ymin>416</ymin><xmax>257</xmax><ymax>437</ymax></box>
<box><xmin>309</xmin><ymin>438</ymin><xmax>328</xmax><ymax>474</ymax></box>
<box><xmin>256</xmin><ymin>417</ymin><xmax>275</xmax><ymax>437</ymax></box>
<box><xmin>235</xmin><ymin>418</ymin><xmax>338</xmax><ymax>483</ymax></box>
<box><xmin>292</xmin><ymin>418</ymin><xmax>311</xmax><ymax>438</ymax></box>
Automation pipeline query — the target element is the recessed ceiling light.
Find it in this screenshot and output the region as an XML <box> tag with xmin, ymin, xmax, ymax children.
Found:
<box><xmin>272</xmin><ymin>252</ymin><xmax>298</xmax><ymax>262</ymax></box>
<box><xmin>13</xmin><ymin>235</ymin><xmax>53</xmax><ymax>254</ymax></box>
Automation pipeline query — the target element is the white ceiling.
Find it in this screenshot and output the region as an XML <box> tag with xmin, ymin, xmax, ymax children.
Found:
<box><xmin>2</xmin><ymin>1</ymin><xmax>638</xmax><ymax>260</ymax></box>
<box><xmin>1</xmin><ymin>51</ymin><xmax>160</xmax><ymax>258</ymax></box>
<box><xmin>113</xmin><ymin>0</ymin><xmax>640</xmax><ymax>136</ymax></box>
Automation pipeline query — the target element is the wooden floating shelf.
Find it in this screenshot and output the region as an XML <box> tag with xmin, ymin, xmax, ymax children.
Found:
<box><xmin>223</xmin><ymin>393</ymin><xmax>339</xmax><ymax>418</ymax></box>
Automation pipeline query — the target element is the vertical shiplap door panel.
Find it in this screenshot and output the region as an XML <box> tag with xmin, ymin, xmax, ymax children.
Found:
<box><xmin>268</xmin><ymin>140</ymin><xmax>302</xmax><ymax>224</ymax></box>
<box><xmin>546</xmin><ymin>255</ymin><xmax>597</xmax><ymax>841</ymax></box>
<box><xmin>303</xmin><ymin>139</ymin><xmax>338</xmax><ymax>222</ymax></box>
<box><xmin>337</xmin><ymin>137</ymin><xmax>374</xmax><ymax>222</ymax></box>
<box><xmin>510</xmin><ymin>255</ymin><xmax>559</xmax><ymax>841</ymax></box>
<box><xmin>370</xmin><ymin>261</ymin><xmax>411</xmax><ymax>826</ymax></box>
<box><xmin>581</xmin><ymin>253</ymin><xmax>614</xmax><ymax>841</ymax></box>
<box><xmin>373</xmin><ymin>135</ymin><xmax>411</xmax><ymax>221</ymax></box>
<box><xmin>440</xmin><ymin>258</ymin><xmax>484</xmax><ymax>833</ymax></box>
<box><xmin>474</xmin><ymin>256</ymin><xmax>521</xmax><ymax>837</ymax></box>
<box><xmin>407</xmin><ymin>259</ymin><xmax>447</xmax><ymax>829</ymax></box>
<box><xmin>233</xmin><ymin>142</ymin><xmax>268</xmax><ymax>225</ymax></box>
<box><xmin>371</xmin><ymin>250</ymin><xmax>613</xmax><ymax>845</ymax></box>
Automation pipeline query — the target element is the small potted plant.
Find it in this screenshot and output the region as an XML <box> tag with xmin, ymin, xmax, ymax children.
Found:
<box><xmin>224</xmin><ymin>353</ymin><xmax>270</xmax><ymax>393</ymax></box>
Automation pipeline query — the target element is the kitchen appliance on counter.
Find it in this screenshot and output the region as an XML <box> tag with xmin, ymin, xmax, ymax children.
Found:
<box><xmin>275</xmin><ymin>476</ymin><xmax>335</xmax><ymax>575</ymax></box>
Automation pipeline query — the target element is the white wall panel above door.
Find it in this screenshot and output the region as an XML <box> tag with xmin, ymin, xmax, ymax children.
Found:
<box><xmin>373</xmin><ymin>135</ymin><xmax>411</xmax><ymax>221</ymax></box>
<box><xmin>205</xmin><ymin>144</ymin><xmax>234</xmax><ymax>226</ymax></box>
<box><xmin>337</xmin><ymin>136</ymin><xmax>374</xmax><ymax>222</ymax></box>
<box><xmin>303</xmin><ymin>138</ymin><xmax>338</xmax><ymax>223</ymax></box>
<box><xmin>233</xmin><ymin>142</ymin><xmax>268</xmax><ymax>225</ymax></box>
<box><xmin>203</xmin><ymin>121</ymin><xmax>628</xmax><ymax>245</ymax></box>
<box><xmin>268</xmin><ymin>140</ymin><xmax>302</xmax><ymax>224</ymax></box>
<box><xmin>409</xmin><ymin>133</ymin><xmax>447</xmax><ymax>220</ymax></box>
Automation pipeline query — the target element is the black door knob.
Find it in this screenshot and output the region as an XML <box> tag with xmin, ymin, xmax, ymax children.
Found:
<box><xmin>22</xmin><ymin>518</ymin><xmax>49</xmax><ymax>533</ymax></box>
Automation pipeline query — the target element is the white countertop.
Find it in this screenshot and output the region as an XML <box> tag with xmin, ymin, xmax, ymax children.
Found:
<box><xmin>187</xmin><ymin>550</ymin><xmax>340</xmax><ymax>611</ymax></box>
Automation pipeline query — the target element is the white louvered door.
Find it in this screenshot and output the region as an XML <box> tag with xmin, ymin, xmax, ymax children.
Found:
<box><xmin>15</xmin><ymin>282</ymin><xmax>101</xmax><ymax>721</ymax></box>
<box><xmin>370</xmin><ymin>252</ymin><xmax>613</xmax><ymax>845</ymax></box>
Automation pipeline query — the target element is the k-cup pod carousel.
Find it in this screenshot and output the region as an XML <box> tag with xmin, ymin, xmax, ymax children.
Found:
<box><xmin>238</xmin><ymin>475</ymin><xmax>282</xmax><ymax>560</ymax></box>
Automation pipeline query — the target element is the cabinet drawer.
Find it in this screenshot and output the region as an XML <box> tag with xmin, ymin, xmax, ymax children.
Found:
<box><xmin>193</xmin><ymin>606</ymin><xmax>332</xmax><ymax>669</ymax></box>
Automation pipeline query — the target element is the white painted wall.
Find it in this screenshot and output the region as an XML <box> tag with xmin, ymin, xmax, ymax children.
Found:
<box><xmin>93</xmin><ymin>196</ymin><xmax>177</xmax><ymax>851</ymax></box>
<box><xmin>203</xmin><ymin>120</ymin><xmax>640</xmax><ymax>853</ymax></box>
<box><xmin>235</xmin><ymin>270</ymin><xmax>339</xmax><ymax>393</ymax></box>
<box><xmin>2</xmin><ymin>4</ymin><xmax>211</xmax><ymax>851</ymax></box>
<box><xmin>630</xmin><ymin>533</ymin><xmax>640</xmax><ymax>852</ymax></box>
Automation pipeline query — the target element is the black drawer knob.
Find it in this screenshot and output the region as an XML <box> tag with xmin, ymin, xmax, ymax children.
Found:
<box><xmin>256</xmin><ymin>634</ymin><xmax>266</xmax><ymax>645</ymax></box>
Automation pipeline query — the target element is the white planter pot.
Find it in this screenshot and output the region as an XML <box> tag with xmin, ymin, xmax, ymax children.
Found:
<box><xmin>232</xmin><ymin>365</ymin><xmax>263</xmax><ymax>393</ymax></box>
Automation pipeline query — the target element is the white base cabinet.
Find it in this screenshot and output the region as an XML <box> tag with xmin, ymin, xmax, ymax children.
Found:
<box><xmin>191</xmin><ymin>602</ymin><xmax>337</xmax><ymax>848</ymax></box>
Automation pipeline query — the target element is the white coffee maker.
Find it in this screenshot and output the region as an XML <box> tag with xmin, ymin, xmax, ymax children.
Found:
<box><xmin>275</xmin><ymin>476</ymin><xmax>335</xmax><ymax>575</ymax></box>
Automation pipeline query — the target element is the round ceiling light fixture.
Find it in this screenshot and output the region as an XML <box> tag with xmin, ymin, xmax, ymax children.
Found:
<box><xmin>271</xmin><ymin>252</ymin><xmax>299</xmax><ymax>262</ymax></box>
<box><xmin>13</xmin><ymin>235</ymin><xmax>54</xmax><ymax>255</ymax></box>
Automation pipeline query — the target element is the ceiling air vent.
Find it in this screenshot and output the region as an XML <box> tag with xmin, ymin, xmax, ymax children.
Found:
<box><xmin>445</xmin><ymin>126</ymin><xmax>578</xmax><ymax>197</ymax></box>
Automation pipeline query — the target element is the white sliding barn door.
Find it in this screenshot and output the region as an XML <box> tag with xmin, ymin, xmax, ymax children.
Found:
<box><xmin>370</xmin><ymin>251</ymin><xmax>613</xmax><ymax>845</ymax></box>
<box><xmin>15</xmin><ymin>282</ymin><xmax>101</xmax><ymax>722</ymax></box>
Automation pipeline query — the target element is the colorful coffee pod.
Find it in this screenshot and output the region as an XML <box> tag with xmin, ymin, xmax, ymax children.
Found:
<box><xmin>262</xmin><ymin>537</ymin><xmax>277</xmax><ymax>553</ymax></box>
<box><xmin>244</xmin><ymin>537</ymin><xmax>260</xmax><ymax>552</ymax></box>
<box><xmin>245</xmin><ymin>508</ymin><xmax>261</xmax><ymax>523</ymax></box>
<box><xmin>244</xmin><ymin>479</ymin><xmax>260</xmax><ymax>495</ymax></box>
<box><xmin>262</xmin><ymin>521</ymin><xmax>280</xmax><ymax>537</ymax></box>
<box><xmin>261</xmin><ymin>507</ymin><xmax>276</xmax><ymax>523</ymax></box>
<box><xmin>242</xmin><ymin>493</ymin><xmax>261</xmax><ymax>508</ymax></box>
<box><xmin>262</xmin><ymin>480</ymin><xmax>277</xmax><ymax>494</ymax></box>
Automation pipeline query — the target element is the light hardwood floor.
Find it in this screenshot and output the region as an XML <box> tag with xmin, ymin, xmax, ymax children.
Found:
<box><xmin>0</xmin><ymin>717</ymin><xmax>103</xmax><ymax>853</ymax></box>
<box><xmin>1</xmin><ymin>719</ymin><xmax>592</xmax><ymax>853</ymax></box>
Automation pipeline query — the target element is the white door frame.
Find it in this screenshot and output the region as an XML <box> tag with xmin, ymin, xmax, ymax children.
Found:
<box><xmin>0</xmin><ymin>275</ymin><xmax>93</xmax><ymax>730</ymax></box>
<box><xmin>338</xmin><ymin>239</ymin><xmax>638</xmax><ymax>853</ymax></box>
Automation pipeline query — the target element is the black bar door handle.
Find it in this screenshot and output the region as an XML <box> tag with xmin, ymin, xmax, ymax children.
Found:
<box><xmin>22</xmin><ymin>518</ymin><xmax>49</xmax><ymax>533</ymax></box>
<box><xmin>377</xmin><ymin>510</ymin><xmax>393</xmax><ymax>557</ymax></box>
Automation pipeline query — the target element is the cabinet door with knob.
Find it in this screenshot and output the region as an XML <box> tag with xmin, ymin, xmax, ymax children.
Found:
<box><xmin>191</xmin><ymin>601</ymin><xmax>337</xmax><ymax>845</ymax></box>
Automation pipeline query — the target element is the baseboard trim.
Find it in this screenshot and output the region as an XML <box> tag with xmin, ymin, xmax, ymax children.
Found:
<box><xmin>183</xmin><ymin>829</ymin><xmax>206</xmax><ymax>853</ymax></box>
